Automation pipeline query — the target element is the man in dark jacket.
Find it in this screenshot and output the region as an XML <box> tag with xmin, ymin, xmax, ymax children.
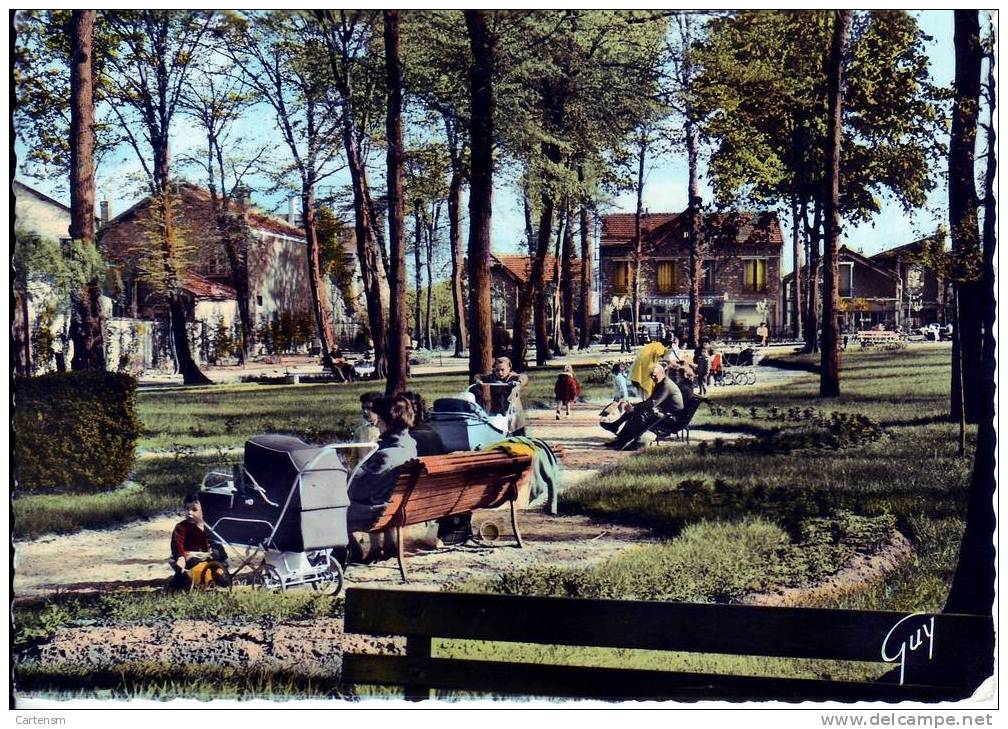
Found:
<box><xmin>604</xmin><ymin>364</ymin><xmax>684</xmax><ymax>450</ymax></box>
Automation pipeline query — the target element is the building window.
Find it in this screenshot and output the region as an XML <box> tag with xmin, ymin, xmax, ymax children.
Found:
<box><xmin>256</xmin><ymin>295</ymin><xmax>263</xmax><ymax>307</ymax></box>
<box><xmin>613</xmin><ymin>261</ymin><xmax>630</xmax><ymax>293</ymax></box>
<box><xmin>743</xmin><ymin>259</ymin><xmax>768</xmax><ymax>292</ymax></box>
<box><xmin>656</xmin><ymin>261</ymin><xmax>676</xmax><ymax>294</ymax></box>
<box><xmin>839</xmin><ymin>263</ymin><xmax>853</xmax><ymax>298</ymax></box>
<box><xmin>702</xmin><ymin>261</ymin><xmax>717</xmax><ymax>293</ymax></box>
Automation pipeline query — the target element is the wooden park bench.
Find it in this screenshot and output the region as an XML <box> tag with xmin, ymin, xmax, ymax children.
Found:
<box><xmin>857</xmin><ymin>330</ymin><xmax>905</xmax><ymax>350</ymax></box>
<box><xmin>365</xmin><ymin>450</ymin><xmax>536</xmax><ymax>581</ymax></box>
<box><xmin>342</xmin><ymin>588</ymin><xmax>993</xmax><ymax>702</ymax></box>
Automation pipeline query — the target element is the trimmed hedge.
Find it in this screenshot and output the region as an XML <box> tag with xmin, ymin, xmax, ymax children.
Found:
<box><xmin>14</xmin><ymin>372</ymin><xmax>141</xmax><ymax>494</ymax></box>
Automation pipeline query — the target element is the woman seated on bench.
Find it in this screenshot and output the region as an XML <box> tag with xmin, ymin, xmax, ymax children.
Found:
<box><xmin>347</xmin><ymin>394</ymin><xmax>417</xmax><ymax>534</ymax></box>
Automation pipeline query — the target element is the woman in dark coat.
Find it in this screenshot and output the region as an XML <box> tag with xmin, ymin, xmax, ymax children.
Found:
<box><xmin>346</xmin><ymin>395</ymin><xmax>417</xmax><ymax>533</ymax></box>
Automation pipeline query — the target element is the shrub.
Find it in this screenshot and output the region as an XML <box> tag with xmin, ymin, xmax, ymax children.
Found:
<box><xmin>14</xmin><ymin>372</ymin><xmax>141</xmax><ymax>494</ymax></box>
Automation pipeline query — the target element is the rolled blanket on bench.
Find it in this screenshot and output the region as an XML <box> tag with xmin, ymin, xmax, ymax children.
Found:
<box><xmin>487</xmin><ymin>436</ymin><xmax>563</xmax><ymax>515</ymax></box>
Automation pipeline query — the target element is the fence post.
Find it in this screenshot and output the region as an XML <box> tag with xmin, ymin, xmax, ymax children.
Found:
<box><xmin>404</xmin><ymin>635</ymin><xmax>432</xmax><ymax>702</ymax></box>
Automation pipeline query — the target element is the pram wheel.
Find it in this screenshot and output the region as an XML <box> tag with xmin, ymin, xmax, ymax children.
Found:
<box><xmin>308</xmin><ymin>550</ymin><xmax>344</xmax><ymax>596</ymax></box>
<box><xmin>254</xmin><ymin>563</ymin><xmax>283</xmax><ymax>591</ymax></box>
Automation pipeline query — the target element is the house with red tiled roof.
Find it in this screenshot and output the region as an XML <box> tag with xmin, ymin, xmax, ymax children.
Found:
<box><xmin>489</xmin><ymin>252</ymin><xmax>589</xmax><ymax>334</ymax></box>
<box><xmin>98</xmin><ymin>182</ymin><xmax>359</xmax><ymax>362</ymax></box>
<box><xmin>599</xmin><ymin>209</ymin><xmax>784</xmax><ymax>338</ymax></box>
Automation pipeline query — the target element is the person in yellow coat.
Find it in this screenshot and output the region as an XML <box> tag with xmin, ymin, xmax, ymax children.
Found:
<box><xmin>630</xmin><ymin>335</ymin><xmax>675</xmax><ymax>397</ymax></box>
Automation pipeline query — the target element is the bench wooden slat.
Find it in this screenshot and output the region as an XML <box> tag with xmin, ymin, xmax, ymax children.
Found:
<box><xmin>404</xmin><ymin>489</ymin><xmax>508</xmax><ymax>514</ymax></box>
<box><xmin>344</xmin><ymin>589</ymin><xmax>993</xmax><ymax>670</ymax></box>
<box><xmin>341</xmin><ymin>654</ymin><xmax>972</xmax><ymax>703</ymax></box>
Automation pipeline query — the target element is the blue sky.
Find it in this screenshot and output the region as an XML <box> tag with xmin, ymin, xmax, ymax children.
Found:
<box><xmin>15</xmin><ymin>10</ymin><xmax>964</xmax><ymax>276</ymax></box>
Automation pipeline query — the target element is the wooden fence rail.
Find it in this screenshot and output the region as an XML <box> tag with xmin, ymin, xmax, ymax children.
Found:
<box><xmin>342</xmin><ymin>588</ymin><xmax>993</xmax><ymax>702</ymax></box>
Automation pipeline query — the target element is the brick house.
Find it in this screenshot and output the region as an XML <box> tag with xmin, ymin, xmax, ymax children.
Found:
<box><xmin>870</xmin><ymin>239</ymin><xmax>951</xmax><ymax>328</ymax></box>
<box><xmin>489</xmin><ymin>252</ymin><xmax>585</xmax><ymax>335</ymax></box>
<box><xmin>98</xmin><ymin>183</ymin><xmax>361</xmax><ymax>353</ymax></box>
<box><xmin>598</xmin><ymin>211</ymin><xmax>783</xmax><ymax>337</ymax></box>
<box><xmin>782</xmin><ymin>241</ymin><xmax>950</xmax><ymax>333</ymax></box>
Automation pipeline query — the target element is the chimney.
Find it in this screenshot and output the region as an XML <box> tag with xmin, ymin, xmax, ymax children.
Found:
<box><xmin>288</xmin><ymin>196</ymin><xmax>297</xmax><ymax>225</ymax></box>
<box><xmin>100</xmin><ymin>200</ymin><xmax>110</xmax><ymax>227</ymax></box>
<box><xmin>234</xmin><ymin>185</ymin><xmax>251</xmax><ymax>210</ymax></box>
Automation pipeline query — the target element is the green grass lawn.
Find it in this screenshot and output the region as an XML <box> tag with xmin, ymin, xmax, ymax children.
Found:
<box><xmin>465</xmin><ymin>346</ymin><xmax>971</xmax><ymax>614</ymax></box>
<box><xmin>135</xmin><ymin>363</ymin><xmax>615</xmax><ymax>452</ymax></box>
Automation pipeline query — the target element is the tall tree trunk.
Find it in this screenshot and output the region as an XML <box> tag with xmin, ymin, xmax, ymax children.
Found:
<box><xmin>216</xmin><ymin>204</ymin><xmax>251</xmax><ymax>366</ymax></box>
<box><xmin>425</xmin><ymin>221</ymin><xmax>434</xmax><ymax>350</ymax></box>
<box><xmin>14</xmin><ymin>285</ymin><xmax>32</xmax><ymax>375</ymax></box>
<box><xmin>820</xmin><ymin>9</ymin><xmax>849</xmax><ymax>398</ymax></box>
<box><xmin>447</xmin><ymin>163</ymin><xmax>467</xmax><ymax>357</ymax></box>
<box><xmin>523</xmin><ymin>190</ymin><xmax>536</xmax><ymax>252</ymax></box>
<box><xmin>465</xmin><ymin>9</ymin><xmax>495</xmax><ymax>379</ymax></box>
<box><xmin>156</xmin><ymin>177</ymin><xmax>211</xmax><ymax>384</ymax></box>
<box><xmin>578</xmin><ymin>168</ymin><xmax>592</xmax><ymax>350</ymax></box>
<box><xmin>548</xmin><ymin>207</ymin><xmax>566</xmax><ymax>356</ymax></box>
<box><xmin>949</xmin><ymin>10</ymin><xmax>983</xmax><ymax>424</ymax></box>
<box><xmin>561</xmin><ymin>202</ymin><xmax>576</xmax><ymax>349</ymax></box>
<box><xmin>512</xmin><ymin>189</ymin><xmax>555</xmax><ymax>369</ymax></box>
<box><xmin>686</xmin><ymin>119</ymin><xmax>702</xmax><ymax>348</ymax></box>
<box><xmin>630</xmin><ymin>129</ymin><xmax>647</xmax><ymax>348</ymax></box>
<box><xmin>790</xmin><ymin>197</ymin><xmax>804</xmax><ymax>340</ymax></box>
<box><xmin>413</xmin><ymin>207</ymin><xmax>423</xmax><ymax>346</ymax></box>
<box><xmin>301</xmin><ymin>192</ymin><xmax>338</xmax><ymax>372</ymax></box>
<box><xmin>979</xmin><ymin>39</ymin><xmax>996</xmax><ymax>426</ymax></box>
<box><xmin>384</xmin><ymin>9</ymin><xmax>409</xmax><ymax>396</ymax></box>
<box><xmin>942</xmin><ymin>14</ymin><xmax>997</xmax><ymax>656</ymax></box>
<box><xmin>67</xmin><ymin>9</ymin><xmax>105</xmax><ymax>371</ymax></box>
<box><xmin>804</xmin><ymin>197</ymin><xmax>822</xmax><ymax>353</ymax></box>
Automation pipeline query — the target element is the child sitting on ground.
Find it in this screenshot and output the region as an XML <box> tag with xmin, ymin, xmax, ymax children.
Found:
<box><xmin>554</xmin><ymin>364</ymin><xmax>582</xmax><ymax>419</ymax></box>
<box><xmin>169</xmin><ymin>492</ymin><xmax>230</xmax><ymax>590</ymax></box>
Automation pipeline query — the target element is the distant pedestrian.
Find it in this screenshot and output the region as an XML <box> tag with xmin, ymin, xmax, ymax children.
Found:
<box><xmin>618</xmin><ymin>319</ymin><xmax>631</xmax><ymax>353</ymax></box>
<box><xmin>554</xmin><ymin>364</ymin><xmax>581</xmax><ymax>419</ymax></box>
<box><xmin>693</xmin><ymin>340</ymin><xmax>711</xmax><ymax>396</ymax></box>
<box><xmin>757</xmin><ymin>322</ymin><xmax>769</xmax><ymax>347</ymax></box>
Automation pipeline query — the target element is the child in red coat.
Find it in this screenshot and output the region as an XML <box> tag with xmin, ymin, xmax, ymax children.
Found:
<box><xmin>169</xmin><ymin>493</ymin><xmax>230</xmax><ymax>590</ymax></box>
<box><xmin>554</xmin><ymin>364</ymin><xmax>581</xmax><ymax>419</ymax></box>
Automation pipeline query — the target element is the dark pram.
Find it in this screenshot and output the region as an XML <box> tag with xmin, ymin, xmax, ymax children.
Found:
<box><xmin>200</xmin><ymin>434</ymin><xmax>374</xmax><ymax>593</ymax></box>
<box><xmin>428</xmin><ymin>384</ymin><xmax>516</xmax><ymax>452</ymax></box>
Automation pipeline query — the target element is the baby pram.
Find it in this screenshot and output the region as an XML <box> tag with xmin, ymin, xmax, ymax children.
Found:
<box><xmin>199</xmin><ymin>434</ymin><xmax>376</xmax><ymax>594</ymax></box>
<box><xmin>428</xmin><ymin>382</ymin><xmax>517</xmax><ymax>452</ymax></box>
<box><xmin>718</xmin><ymin>347</ymin><xmax>758</xmax><ymax>386</ymax></box>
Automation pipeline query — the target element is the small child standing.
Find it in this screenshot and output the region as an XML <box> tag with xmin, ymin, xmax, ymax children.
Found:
<box><xmin>169</xmin><ymin>493</ymin><xmax>229</xmax><ymax>590</ymax></box>
<box><xmin>554</xmin><ymin>364</ymin><xmax>581</xmax><ymax>419</ymax></box>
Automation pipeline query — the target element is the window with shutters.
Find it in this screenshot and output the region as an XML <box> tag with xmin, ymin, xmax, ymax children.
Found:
<box><xmin>656</xmin><ymin>261</ymin><xmax>676</xmax><ymax>294</ymax></box>
<box><xmin>743</xmin><ymin>259</ymin><xmax>768</xmax><ymax>292</ymax></box>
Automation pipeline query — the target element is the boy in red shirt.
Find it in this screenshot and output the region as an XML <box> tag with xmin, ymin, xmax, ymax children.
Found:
<box><xmin>169</xmin><ymin>493</ymin><xmax>230</xmax><ymax>590</ymax></box>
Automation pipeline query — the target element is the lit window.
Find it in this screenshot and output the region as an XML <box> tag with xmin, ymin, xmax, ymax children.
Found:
<box><xmin>743</xmin><ymin>259</ymin><xmax>768</xmax><ymax>292</ymax></box>
<box><xmin>656</xmin><ymin>261</ymin><xmax>676</xmax><ymax>294</ymax></box>
<box><xmin>614</xmin><ymin>261</ymin><xmax>630</xmax><ymax>293</ymax></box>
<box><xmin>839</xmin><ymin>263</ymin><xmax>853</xmax><ymax>298</ymax></box>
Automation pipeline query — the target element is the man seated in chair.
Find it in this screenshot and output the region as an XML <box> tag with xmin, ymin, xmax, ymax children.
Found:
<box><xmin>602</xmin><ymin>363</ymin><xmax>684</xmax><ymax>451</ymax></box>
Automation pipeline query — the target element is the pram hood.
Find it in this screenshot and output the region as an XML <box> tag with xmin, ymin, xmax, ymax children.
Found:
<box><xmin>246</xmin><ymin>434</ymin><xmax>344</xmax><ymax>472</ymax></box>
<box><xmin>202</xmin><ymin>435</ymin><xmax>351</xmax><ymax>553</ymax></box>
